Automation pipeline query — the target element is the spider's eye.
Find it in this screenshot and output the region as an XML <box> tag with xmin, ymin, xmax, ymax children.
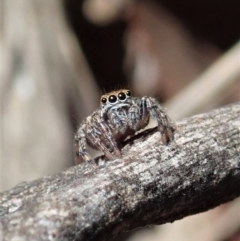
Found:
<box><xmin>109</xmin><ymin>95</ymin><xmax>117</xmax><ymax>103</ymax></box>
<box><xmin>118</xmin><ymin>92</ymin><xmax>126</xmax><ymax>100</ymax></box>
<box><xmin>126</xmin><ymin>90</ymin><xmax>131</xmax><ymax>96</ymax></box>
<box><xmin>101</xmin><ymin>97</ymin><xmax>107</xmax><ymax>104</ymax></box>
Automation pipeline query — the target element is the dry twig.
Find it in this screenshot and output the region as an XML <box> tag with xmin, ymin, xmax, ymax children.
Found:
<box><xmin>0</xmin><ymin>0</ymin><xmax>98</xmax><ymax>191</ymax></box>
<box><xmin>0</xmin><ymin>102</ymin><xmax>240</xmax><ymax>241</ymax></box>
<box><xmin>166</xmin><ymin>41</ymin><xmax>240</xmax><ymax>120</ymax></box>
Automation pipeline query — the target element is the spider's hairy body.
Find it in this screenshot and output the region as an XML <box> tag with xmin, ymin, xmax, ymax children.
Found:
<box><xmin>75</xmin><ymin>89</ymin><xmax>174</xmax><ymax>163</ymax></box>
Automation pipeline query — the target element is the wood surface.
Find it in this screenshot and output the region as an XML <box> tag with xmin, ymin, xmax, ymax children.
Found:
<box><xmin>0</xmin><ymin>102</ymin><xmax>240</xmax><ymax>241</ymax></box>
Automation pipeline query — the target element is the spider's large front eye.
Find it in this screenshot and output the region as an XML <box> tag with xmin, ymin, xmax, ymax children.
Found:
<box><xmin>118</xmin><ymin>92</ymin><xmax>126</xmax><ymax>100</ymax></box>
<box><xmin>109</xmin><ymin>95</ymin><xmax>117</xmax><ymax>103</ymax></box>
<box><xmin>126</xmin><ymin>90</ymin><xmax>131</xmax><ymax>96</ymax></box>
<box><xmin>101</xmin><ymin>97</ymin><xmax>107</xmax><ymax>104</ymax></box>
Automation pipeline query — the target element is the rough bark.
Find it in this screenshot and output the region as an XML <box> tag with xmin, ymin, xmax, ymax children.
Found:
<box><xmin>0</xmin><ymin>103</ymin><xmax>240</xmax><ymax>241</ymax></box>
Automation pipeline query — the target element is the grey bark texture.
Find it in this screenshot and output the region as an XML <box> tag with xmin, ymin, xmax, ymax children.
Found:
<box><xmin>0</xmin><ymin>102</ymin><xmax>240</xmax><ymax>241</ymax></box>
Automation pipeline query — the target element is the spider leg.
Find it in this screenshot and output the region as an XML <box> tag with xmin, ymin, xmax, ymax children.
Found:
<box><xmin>87</xmin><ymin>127</ymin><xmax>116</xmax><ymax>160</ymax></box>
<box><xmin>98</xmin><ymin>120</ymin><xmax>121</xmax><ymax>158</ymax></box>
<box><xmin>144</xmin><ymin>96</ymin><xmax>174</xmax><ymax>144</ymax></box>
<box><xmin>127</xmin><ymin>104</ymin><xmax>141</xmax><ymax>131</ymax></box>
<box><xmin>138</xmin><ymin>97</ymin><xmax>150</xmax><ymax>126</ymax></box>
<box><xmin>108</xmin><ymin>111</ymin><xmax>128</xmax><ymax>134</ymax></box>
<box><xmin>75</xmin><ymin>127</ymin><xmax>92</xmax><ymax>164</ymax></box>
<box><xmin>91</xmin><ymin>112</ymin><xmax>121</xmax><ymax>158</ymax></box>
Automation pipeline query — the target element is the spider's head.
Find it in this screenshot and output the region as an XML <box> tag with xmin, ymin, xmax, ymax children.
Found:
<box><xmin>100</xmin><ymin>89</ymin><xmax>131</xmax><ymax>109</ymax></box>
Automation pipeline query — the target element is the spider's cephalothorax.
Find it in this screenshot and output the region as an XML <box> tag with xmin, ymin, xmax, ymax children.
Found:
<box><xmin>75</xmin><ymin>89</ymin><xmax>174</xmax><ymax>163</ymax></box>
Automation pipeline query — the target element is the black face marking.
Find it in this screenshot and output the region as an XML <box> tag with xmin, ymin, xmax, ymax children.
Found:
<box><xmin>101</xmin><ymin>97</ymin><xmax>107</xmax><ymax>104</ymax></box>
<box><xmin>118</xmin><ymin>92</ymin><xmax>126</xmax><ymax>100</ymax></box>
<box><xmin>126</xmin><ymin>90</ymin><xmax>131</xmax><ymax>96</ymax></box>
<box><xmin>109</xmin><ymin>95</ymin><xmax>117</xmax><ymax>103</ymax></box>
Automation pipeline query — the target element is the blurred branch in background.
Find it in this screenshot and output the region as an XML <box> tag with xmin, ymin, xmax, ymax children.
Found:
<box><xmin>82</xmin><ymin>0</ymin><xmax>133</xmax><ymax>25</ymax></box>
<box><xmin>0</xmin><ymin>0</ymin><xmax>98</xmax><ymax>192</ymax></box>
<box><xmin>166</xmin><ymin>41</ymin><xmax>240</xmax><ymax>120</ymax></box>
<box><xmin>123</xmin><ymin>1</ymin><xmax>220</xmax><ymax>97</ymax></box>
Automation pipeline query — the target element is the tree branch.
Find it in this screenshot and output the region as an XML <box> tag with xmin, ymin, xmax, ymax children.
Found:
<box><xmin>0</xmin><ymin>103</ymin><xmax>240</xmax><ymax>241</ymax></box>
<box><xmin>166</xmin><ymin>41</ymin><xmax>240</xmax><ymax>120</ymax></box>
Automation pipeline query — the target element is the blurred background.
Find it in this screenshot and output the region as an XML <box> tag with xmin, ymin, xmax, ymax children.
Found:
<box><xmin>1</xmin><ymin>0</ymin><xmax>240</xmax><ymax>240</ymax></box>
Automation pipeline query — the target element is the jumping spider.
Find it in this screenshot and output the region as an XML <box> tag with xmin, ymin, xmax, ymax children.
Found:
<box><xmin>75</xmin><ymin>89</ymin><xmax>174</xmax><ymax>163</ymax></box>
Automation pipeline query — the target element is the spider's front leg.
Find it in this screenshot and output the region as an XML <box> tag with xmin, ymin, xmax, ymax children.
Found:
<box><xmin>97</xmin><ymin>118</ymin><xmax>122</xmax><ymax>158</ymax></box>
<box><xmin>86</xmin><ymin>112</ymin><xmax>121</xmax><ymax>160</ymax></box>
<box><xmin>76</xmin><ymin>124</ymin><xmax>116</xmax><ymax>164</ymax></box>
<box><xmin>127</xmin><ymin>103</ymin><xmax>142</xmax><ymax>131</ymax></box>
<box><xmin>75</xmin><ymin>125</ymin><xmax>92</xmax><ymax>164</ymax></box>
<box><xmin>142</xmin><ymin>96</ymin><xmax>174</xmax><ymax>144</ymax></box>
